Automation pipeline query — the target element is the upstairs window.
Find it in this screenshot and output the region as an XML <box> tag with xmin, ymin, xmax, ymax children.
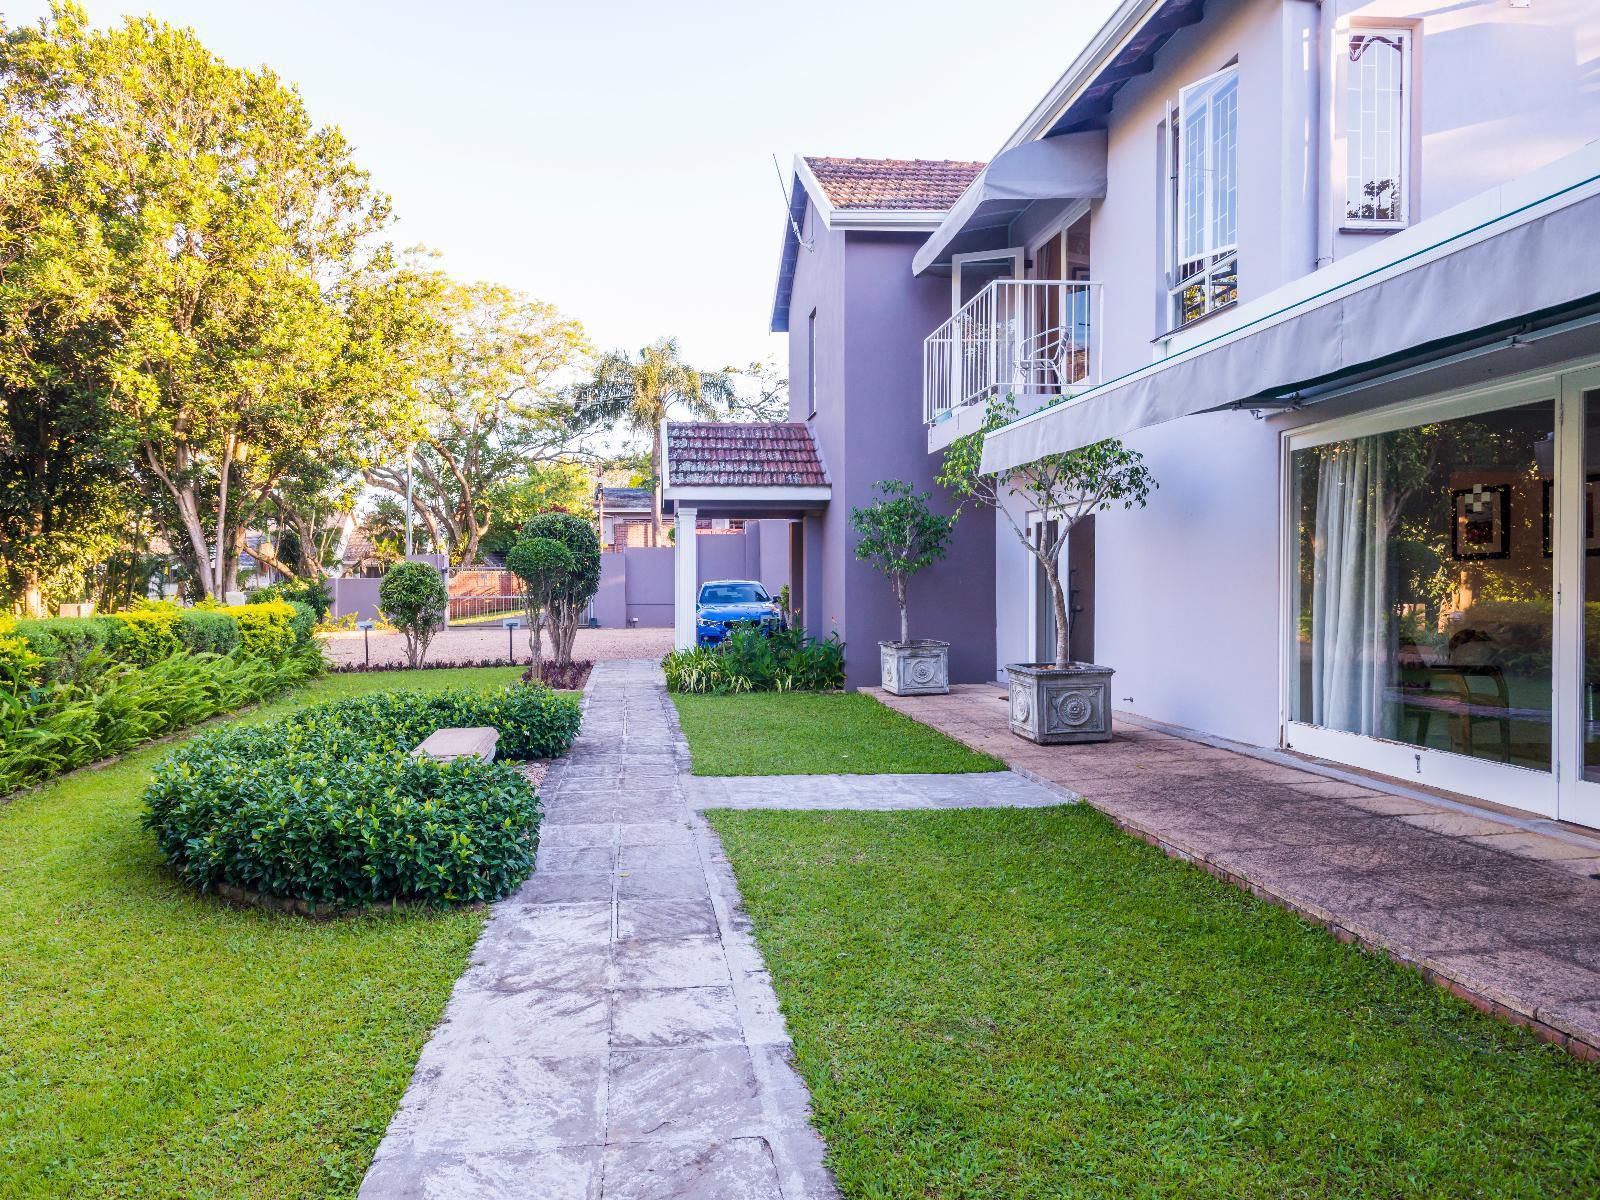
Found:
<box><xmin>1170</xmin><ymin>66</ymin><xmax>1238</xmax><ymax>329</ymax></box>
<box><xmin>806</xmin><ymin>309</ymin><xmax>817</xmax><ymax>417</ymax></box>
<box><xmin>1344</xmin><ymin>30</ymin><xmax>1411</xmax><ymax>227</ymax></box>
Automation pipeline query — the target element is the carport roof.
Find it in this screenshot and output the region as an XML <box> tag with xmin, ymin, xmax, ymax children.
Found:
<box><xmin>665</xmin><ymin>422</ymin><xmax>829</xmax><ymax>489</ymax></box>
<box><xmin>662</xmin><ymin>421</ymin><xmax>831</xmax><ymax>516</ymax></box>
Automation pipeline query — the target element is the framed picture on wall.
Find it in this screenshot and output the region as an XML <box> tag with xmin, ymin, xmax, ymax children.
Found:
<box><xmin>1451</xmin><ymin>483</ymin><xmax>1510</xmax><ymax>560</ymax></box>
<box><xmin>1541</xmin><ymin>475</ymin><xmax>1600</xmax><ymax>557</ymax></box>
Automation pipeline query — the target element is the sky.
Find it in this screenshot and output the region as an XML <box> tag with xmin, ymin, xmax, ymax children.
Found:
<box><xmin>9</xmin><ymin>0</ymin><xmax>1123</xmax><ymax>376</ymax></box>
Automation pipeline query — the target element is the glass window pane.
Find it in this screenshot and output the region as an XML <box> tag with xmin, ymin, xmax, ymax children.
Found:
<box><xmin>1211</xmin><ymin>76</ymin><xmax>1237</xmax><ymax>250</ymax></box>
<box><xmin>1346</xmin><ymin>33</ymin><xmax>1405</xmax><ymax>222</ymax></box>
<box><xmin>1292</xmin><ymin>400</ymin><xmax>1554</xmax><ymax>771</ymax></box>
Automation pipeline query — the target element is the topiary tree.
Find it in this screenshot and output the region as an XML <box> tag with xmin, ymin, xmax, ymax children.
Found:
<box><xmin>378</xmin><ymin>561</ymin><xmax>448</xmax><ymax>669</ymax></box>
<box><xmin>937</xmin><ymin>396</ymin><xmax>1155</xmax><ymax>668</ymax></box>
<box><xmin>850</xmin><ymin>480</ymin><xmax>956</xmax><ymax>645</ymax></box>
<box><xmin>520</xmin><ymin>511</ymin><xmax>601</xmax><ymax>668</ymax></box>
<box><xmin>506</xmin><ymin>536</ymin><xmax>576</xmax><ymax>680</ymax></box>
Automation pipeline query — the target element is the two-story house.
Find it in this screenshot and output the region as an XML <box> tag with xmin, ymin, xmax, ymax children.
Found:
<box><xmin>903</xmin><ymin>0</ymin><xmax>1600</xmax><ymax>827</ymax></box>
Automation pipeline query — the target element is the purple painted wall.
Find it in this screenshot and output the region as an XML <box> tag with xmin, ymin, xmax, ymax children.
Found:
<box><xmin>787</xmin><ymin>206</ymin><xmax>996</xmax><ymax>688</ymax></box>
<box><xmin>329</xmin><ymin>577</ymin><xmax>381</xmax><ymax>623</ymax></box>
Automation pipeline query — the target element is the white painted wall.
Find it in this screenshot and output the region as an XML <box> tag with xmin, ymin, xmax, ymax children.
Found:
<box><xmin>987</xmin><ymin>0</ymin><xmax>1600</xmax><ymax>750</ymax></box>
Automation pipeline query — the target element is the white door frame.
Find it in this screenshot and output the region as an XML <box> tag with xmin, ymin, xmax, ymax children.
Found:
<box><xmin>950</xmin><ymin>247</ymin><xmax>1024</xmax><ymax>313</ymax></box>
<box><xmin>1276</xmin><ymin>361</ymin><xmax>1600</xmax><ymax>821</ymax></box>
<box><xmin>1556</xmin><ymin>365</ymin><xmax>1600</xmax><ymax>825</ymax></box>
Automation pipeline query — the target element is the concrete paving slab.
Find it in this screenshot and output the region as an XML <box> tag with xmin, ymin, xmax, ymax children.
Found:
<box><xmin>362</xmin><ymin>660</ymin><xmax>839</xmax><ymax>1200</ymax></box>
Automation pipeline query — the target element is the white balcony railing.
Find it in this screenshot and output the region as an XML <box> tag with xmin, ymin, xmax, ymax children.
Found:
<box><xmin>923</xmin><ymin>279</ymin><xmax>1102</xmax><ymax>426</ymax></box>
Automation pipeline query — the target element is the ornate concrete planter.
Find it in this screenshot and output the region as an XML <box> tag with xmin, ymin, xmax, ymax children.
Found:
<box><xmin>1006</xmin><ymin>662</ymin><xmax>1114</xmax><ymax>744</ymax></box>
<box><xmin>879</xmin><ymin>640</ymin><xmax>950</xmax><ymax>696</ymax></box>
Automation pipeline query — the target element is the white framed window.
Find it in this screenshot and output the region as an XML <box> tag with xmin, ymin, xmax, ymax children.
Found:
<box><xmin>806</xmin><ymin>309</ymin><xmax>817</xmax><ymax>417</ymax></box>
<box><xmin>1344</xmin><ymin>29</ymin><xmax>1411</xmax><ymax>228</ymax></box>
<box><xmin>1169</xmin><ymin>65</ymin><xmax>1239</xmax><ymax>330</ymax></box>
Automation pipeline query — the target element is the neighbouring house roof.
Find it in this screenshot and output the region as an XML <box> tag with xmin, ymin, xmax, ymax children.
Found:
<box><xmin>664</xmin><ymin>422</ymin><xmax>829</xmax><ymax>489</ymax></box>
<box><xmin>771</xmin><ymin>156</ymin><xmax>985</xmax><ymax>333</ymax></box>
<box><xmin>804</xmin><ymin>156</ymin><xmax>986</xmax><ymax>212</ymax></box>
<box><xmin>596</xmin><ymin>485</ymin><xmax>654</xmax><ymax>510</ymax></box>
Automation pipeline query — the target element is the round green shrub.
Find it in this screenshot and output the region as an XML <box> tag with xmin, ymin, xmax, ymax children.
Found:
<box><xmin>177</xmin><ymin>608</ymin><xmax>241</xmax><ymax>657</ymax></box>
<box><xmin>12</xmin><ymin>616</ymin><xmax>117</xmax><ymax>684</ymax></box>
<box><xmin>231</xmin><ymin>599</ymin><xmax>298</xmax><ymax>660</ymax></box>
<box><xmin>379</xmin><ymin>562</ymin><xmax>448</xmax><ymax>669</ymax></box>
<box><xmin>142</xmin><ymin>684</ymin><xmax>579</xmax><ymax>906</ymax></box>
<box><xmin>521</xmin><ymin>511</ymin><xmax>601</xmax><ymax>610</ymax></box>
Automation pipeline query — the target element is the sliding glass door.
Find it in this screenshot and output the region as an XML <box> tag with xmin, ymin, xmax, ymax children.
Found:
<box><xmin>1285</xmin><ymin>365</ymin><xmax>1600</xmax><ymax>825</ymax></box>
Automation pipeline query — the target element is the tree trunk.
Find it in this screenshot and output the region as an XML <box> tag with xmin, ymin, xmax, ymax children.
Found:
<box><xmin>894</xmin><ymin>574</ymin><xmax>909</xmax><ymax>645</ymax></box>
<box><xmin>145</xmin><ymin>444</ymin><xmax>219</xmax><ymax>598</ymax></box>
<box><xmin>21</xmin><ymin>580</ymin><xmax>46</xmax><ymax>619</ymax></box>
<box><xmin>1042</xmin><ymin>559</ymin><xmax>1071</xmax><ymax>669</ymax></box>
<box><xmin>548</xmin><ymin>597</ymin><xmax>579</xmax><ymax>668</ymax></box>
<box><xmin>650</xmin><ymin>426</ymin><xmax>664</xmax><ymax>547</ymax></box>
<box><xmin>526</xmin><ymin>611</ymin><xmax>545</xmax><ymax>679</ymax></box>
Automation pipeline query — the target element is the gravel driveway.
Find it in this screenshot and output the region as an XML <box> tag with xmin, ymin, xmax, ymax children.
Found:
<box><xmin>320</xmin><ymin>625</ymin><xmax>674</xmax><ymax>668</ymax></box>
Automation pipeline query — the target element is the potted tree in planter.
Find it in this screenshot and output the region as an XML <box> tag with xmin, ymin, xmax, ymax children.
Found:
<box><xmin>937</xmin><ymin>398</ymin><xmax>1155</xmax><ymax>743</ymax></box>
<box><xmin>850</xmin><ymin>479</ymin><xmax>957</xmax><ymax>696</ymax></box>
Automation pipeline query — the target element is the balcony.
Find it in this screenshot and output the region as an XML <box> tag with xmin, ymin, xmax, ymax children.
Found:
<box><xmin>922</xmin><ymin>279</ymin><xmax>1102</xmax><ymax>428</ymax></box>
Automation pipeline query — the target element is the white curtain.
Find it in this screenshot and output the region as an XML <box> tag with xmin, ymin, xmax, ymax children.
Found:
<box><xmin>1310</xmin><ymin>437</ymin><xmax>1396</xmax><ymax>737</ymax></box>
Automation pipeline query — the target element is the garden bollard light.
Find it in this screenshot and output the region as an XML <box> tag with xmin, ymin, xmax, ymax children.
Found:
<box><xmin>358</xmin><ymin>619</ymin><xmax>375</xmax><ymax>667</ymax></box>
<box><xmin>503</xmin><ymin>617</ymin><xmax>522</xmax><ymax>666</ymax></box>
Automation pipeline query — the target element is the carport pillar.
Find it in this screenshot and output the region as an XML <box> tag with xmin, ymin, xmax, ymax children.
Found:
<box><xmin>673</xmin><ymin>507</ymin><xmax>698</xmax><ymax>650</ymax></box>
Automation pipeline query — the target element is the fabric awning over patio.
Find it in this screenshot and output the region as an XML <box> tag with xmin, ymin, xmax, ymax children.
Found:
<box><xmin>912</xmin><ymin>131</ymin><xmax>1109</xmax><ymax>275</ymax></box>
<box><xmin>981</xmin><ymin>146</ymin><xmax>1600</xmax><ymax>474</ymax></box>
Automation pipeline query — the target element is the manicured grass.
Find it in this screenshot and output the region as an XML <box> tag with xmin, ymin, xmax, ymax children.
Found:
<box><xmin>0</xmin><ymin>666</ymin><xmax>528</xmax><ymax>1199</ymax></box>
<box><xmin>671</xmin><ymin>692</ymin><xmax>1003</xmax><ymax>776</ymax></box>
<box><xmin>709</xmin><ymin>804</ymin><xmax>1600</xmax><ymax>1199</ymax></box>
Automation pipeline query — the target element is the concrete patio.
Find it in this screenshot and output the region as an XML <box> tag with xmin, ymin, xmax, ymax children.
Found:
<box><xmin>869</xmin><ymin>684</ymin><xmax>1600</xmax><ymax>1061</ymax></box>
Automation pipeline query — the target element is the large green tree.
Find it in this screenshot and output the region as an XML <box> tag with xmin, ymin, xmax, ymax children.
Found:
<box><xmin>0</xmin><ymin>3</ymin><xmax>407</xmax><ymax>600</ymax></box>
<box><xmin>571</xmin><ymin>338</ymin><xmax>737</xmax><ymax>545</ymax></box>
<box><xmin>365</xmin><ymin>279</ymin><xmax>592</xmax><ymax>569</ymax></box>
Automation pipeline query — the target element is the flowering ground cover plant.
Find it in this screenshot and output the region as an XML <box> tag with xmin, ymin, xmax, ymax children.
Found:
<box><xmin>143</xmin><ymin>684</ymin><xmax>581</xmax><ymax>906</ymax></box>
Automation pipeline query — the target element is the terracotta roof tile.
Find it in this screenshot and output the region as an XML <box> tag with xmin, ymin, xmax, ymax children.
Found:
<box><xmin>666</xmin><ymin>422</ymin><xmax>829</xmax><ymax>489</ymax></box>
<box><xmin>803</xmin><ymin>156</ymin><xmax>985</xmax><ymax>212</ymax></box>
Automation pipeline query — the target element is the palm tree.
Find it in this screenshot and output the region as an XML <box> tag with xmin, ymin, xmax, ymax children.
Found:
<box><xmin>572</xmin><ymin>338</ymin><xmax>736</xmax><ymax>545</ymax></box>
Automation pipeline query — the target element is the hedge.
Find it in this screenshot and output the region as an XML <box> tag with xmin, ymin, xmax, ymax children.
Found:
<box><xmin>0</xmin><ymin>642</ymin><xmax>326</xmax><ymax>797</ymax></box>
<box><xmin>143</xmin><ymin>685</ymin><xmax>581</xmax><ymax>906</ymax></box>
<box><xmin>6</xmin><ymin>600</ymin><xmax>309</xmax><ymax>687</ymax></box>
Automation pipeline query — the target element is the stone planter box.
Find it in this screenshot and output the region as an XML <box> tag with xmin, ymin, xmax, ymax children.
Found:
<box><xmin>1005</xmin><ymin>662</ymin><xmax>1114</xmax><ymax>744</ymax></box>
<box><xmin>879</xmin><ymin>640</ymin><xmax>950</xmax><ymax>696</ymax></box>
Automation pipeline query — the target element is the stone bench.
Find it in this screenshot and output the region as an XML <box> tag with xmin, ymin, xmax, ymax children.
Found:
<box><xmin>409</xmin><ymin>727</ymin><xmax>500</xmax><ymax>763</ymax></box>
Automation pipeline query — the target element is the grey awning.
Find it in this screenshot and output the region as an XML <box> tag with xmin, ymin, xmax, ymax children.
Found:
<box><xmin>913</xmin><ymin>132</ymin><xmax>1108</xmax><ymax>275</ymax></box>
<box><xmin>982</xmin><ymin>156</ymin><xmax>1600</xmax><ymax>473</ymax></box>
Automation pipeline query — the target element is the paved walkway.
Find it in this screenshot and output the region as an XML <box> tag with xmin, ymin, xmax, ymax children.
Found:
<box><xmin>361</xmin><ymin>659</ymin><xmax>837</xmax><ymax>1198</ymax></box>
<box><xmin>685</xmin><ymin>769</ymin><xmax>1061</xmax><ymax>811</ymax></box>
<box><xmin>871</xmin><ymin>684</ymin><xmax>1600</xmax><ymax>1058</ymax></box>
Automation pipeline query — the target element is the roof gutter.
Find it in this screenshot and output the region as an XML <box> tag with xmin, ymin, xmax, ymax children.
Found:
<box><xmin>997</xmin><ymin>0</ymin><xmax>1170</xmax><ymax>155</ymax></box>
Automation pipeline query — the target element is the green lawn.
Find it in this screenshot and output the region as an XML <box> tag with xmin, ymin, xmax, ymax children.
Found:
<box><xmin>0</xmin><ymin>666</ymin><xmax>526</xmax><ymax>1200</ymax></box>
<box><xmin>671</xmin><ymin>692</ymin><xmax>1003</xmax><ymax>776</ymax></box>
<box><xmin>709</xmin><ymin>804</ymin><xmax>1600</xmax><ymax>1199</ymax></box>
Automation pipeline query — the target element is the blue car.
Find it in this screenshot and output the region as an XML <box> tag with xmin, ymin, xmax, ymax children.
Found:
<box><xmin>695</xmin><ymin>580</ymin><xmax>785</xmax><ymax>646</ymax></box>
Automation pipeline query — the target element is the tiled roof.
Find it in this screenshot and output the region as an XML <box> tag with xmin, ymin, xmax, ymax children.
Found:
<box><xmin>666</xmin><ymin>422</ymin><xmax>829</xmax><ymax>489</ymax></box>
<box><xmin>803</xmin><ymin>156</ymin><xmax>985</xmax><ymax>212</ymax></box>
<box><xmin>598</xmin><ymin>486</ymin><xmax>653</xmax><ymax>509</ymax></box>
